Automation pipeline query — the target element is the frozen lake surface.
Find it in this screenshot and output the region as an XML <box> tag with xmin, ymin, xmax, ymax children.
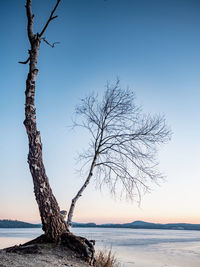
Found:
<box><xmin>1</xmin><ymin>227</ymin><xmax>200</xmax><ymax>266</ymax></box>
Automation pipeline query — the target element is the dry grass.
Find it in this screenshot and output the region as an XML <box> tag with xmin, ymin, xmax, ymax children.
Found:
<box><xmin>95</xmin><ymin>249</ymin><xmax>120</xmax><ymax>267</ymax></box>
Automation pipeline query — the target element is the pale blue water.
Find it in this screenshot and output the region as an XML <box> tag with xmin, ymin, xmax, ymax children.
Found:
<box><xmin>1</xmin><ymin>228</ymin><xmax>200</xmax><ymax>266</ymax></box>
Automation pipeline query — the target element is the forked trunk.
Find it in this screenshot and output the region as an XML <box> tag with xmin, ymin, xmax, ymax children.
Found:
<box><xmin>19</xmin><ymin>2</ymin><xmax>96</xmax><ymax>263</ymax></box>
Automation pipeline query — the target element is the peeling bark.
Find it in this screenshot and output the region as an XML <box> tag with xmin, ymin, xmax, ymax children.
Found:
<box><xmin>21</xmin><ymin>3</ymin><xmax>96</xmax><ymax>263</ymax></box>
<box><xmin>24</xmin><ymin>0</ymin><xmax>68</xmax><ymax>241</ymax></box>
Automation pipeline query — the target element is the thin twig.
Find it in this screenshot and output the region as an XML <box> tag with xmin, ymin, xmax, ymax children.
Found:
<box><xmin>41</xmin><ymin>37</ymin><xmax>60</xmax><ymax>48</ymax></box>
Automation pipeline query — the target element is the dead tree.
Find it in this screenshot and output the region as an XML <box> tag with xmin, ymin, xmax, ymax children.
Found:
<box><xmin>20</xmin><ymin>0</ymin><xmax>69</xmax><ymax>241</ymax></box>
<box><xmin>67</xmin><ymin>80</ymin><xmax>171</xmax><ymax>227</ymax></box>
<box><xmin>20</xmin><ymin>1</ymin><xmax>95</xmax><ymax>260</ymax></box>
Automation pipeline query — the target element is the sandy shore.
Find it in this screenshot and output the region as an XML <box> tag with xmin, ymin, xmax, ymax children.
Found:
<box><xmin>0</xmin><ymin>246</ymin><xmax>90</xmax><ymax>267</ymax></box>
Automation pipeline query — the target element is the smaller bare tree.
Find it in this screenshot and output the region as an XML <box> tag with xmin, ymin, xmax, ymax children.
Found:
<box><xmin>67</xmin><ymin>80</ymin><xmax>171</xmax><ymax>227</ymax></box>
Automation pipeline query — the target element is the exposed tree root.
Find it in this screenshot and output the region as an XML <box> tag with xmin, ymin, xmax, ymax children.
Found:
<box><xmin>5</xmin><ymin>233</ymin><xmax>96</xmax><ymax>266</ymax></box>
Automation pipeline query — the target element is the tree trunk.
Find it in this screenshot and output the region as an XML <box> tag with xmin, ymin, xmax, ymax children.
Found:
<box><xmin>20</xmin><ymin>2</ymin><xmax>96</xmax><ymax>263</ymax></box>
<box><xmin>67</xmin><ymin>154</ymin><xmax>98</xmax><ymax>227</ymax></box>
<box><xmin>67</xmin><ymin>119</ymin><xmax>105</xmax><ymax>227</ymax></box>
<box><xmin>24</xmin><ymin>34</ymin><xmax>68</xmax><ymax>241</ymax></box>
<box><xmin>67</xmin><ymin>171</ymin><xmax>94</xmax><ymax>228</ymax></box>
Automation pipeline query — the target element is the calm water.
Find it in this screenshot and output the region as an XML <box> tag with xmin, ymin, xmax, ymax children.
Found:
<box><xmin>1</xmin><ymin>227</ymin><xmax>200</xmax><ymax>267</ymax></box>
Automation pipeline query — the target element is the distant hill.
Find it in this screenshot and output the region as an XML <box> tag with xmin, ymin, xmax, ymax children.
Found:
<box><xmin>1</xmin><ymin>219</ymin><xmax>200</xmax><ymax>231</ymax></box>
<box><xmin>0</xmin><ymin>220</ymin><xmax>41</xmax><ymax>228</ymax></box>
<box><xmin>72</xmin><ymin>220</ymin><xmax>200</xmax><ymax>231</ymax></box>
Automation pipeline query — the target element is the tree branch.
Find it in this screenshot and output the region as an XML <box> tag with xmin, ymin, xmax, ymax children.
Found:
<box><xmin>18</xmin><ymin>56</ymin><xmax>30</xmax><ymax>64</ymax></box>
<box><xmin>42</xmin><ymin>37</ymin><xmax>60</xmax><ymax>48</ymax></box>
<box><xmin>39</xmin><ymin>0</ymin><xmax>61</xmax><ymax>37</ymax></box>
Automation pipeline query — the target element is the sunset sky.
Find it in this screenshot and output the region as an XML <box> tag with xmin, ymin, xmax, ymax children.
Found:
<box><xmin>0</xmin><ymin>0</ymin><xmax>200</xmax><ymax>224</ymax></box>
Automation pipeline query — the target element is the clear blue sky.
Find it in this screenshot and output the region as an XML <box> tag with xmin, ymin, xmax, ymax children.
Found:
<box><xmin>0</xmin><ymin>0</ymin><xmax>200</xmax><ymax>224</ymax></box>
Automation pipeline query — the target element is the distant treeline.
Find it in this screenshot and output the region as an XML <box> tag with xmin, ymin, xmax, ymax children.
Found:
<box><xmin>72</xmin><ymin>221</ymin><xmax>200</xmax><ymax>231</ymax></box>
<box><xmin>1</xmin><ymin>219</ymin><xmax>200</xmax><ymax>231</ymax></box>
<box><xmin>0</xmin><ymin>220</ymin><xmax>41</xmax><ymax>228</ymax></box>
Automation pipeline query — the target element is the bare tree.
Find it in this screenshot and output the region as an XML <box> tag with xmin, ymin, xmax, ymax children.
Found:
<box><xmin>67</xmin><ymin>80</ymin><xmax>171</xmax><ymax>227</ymax></box>
<box><xmin>19</xmin><ymin>0</ymin><xmax>95</xmax><ymax>261</ymax></box>
<box><xmin>20</xmin><ymin>0</ymin><xmax>68</xmax><ymax>242</ymax></box>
